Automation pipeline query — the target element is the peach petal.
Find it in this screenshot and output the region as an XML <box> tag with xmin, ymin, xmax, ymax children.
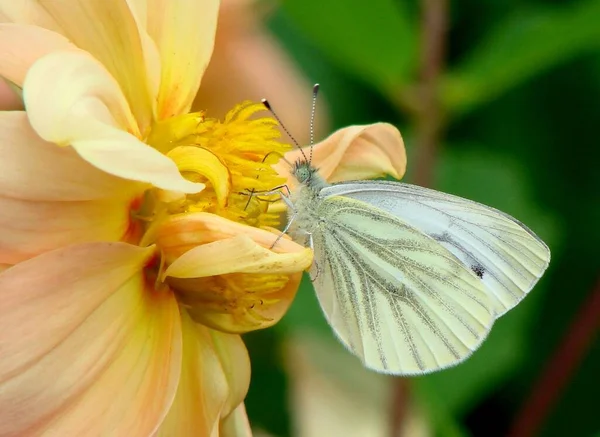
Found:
<box><xmin>0</xmin><ymin>1</ymin><xmax>63</xmax><ymax>33</ymax></box>
<box><xmin>0</xmin><ymin>106</ymin><xmax>142</xmax><ymax>266</ymax></box>
<box><xmin>0</xmin><ymin>24</ymin><xmax>76</xmax><ymax>87</ymax></box>
<box><xmin>156</xmin><ymin>313</ymin><xmax>250</xmax><ymax>437</ymax></box>
<box><xmin>0</xmin><ymin>78</ymin><xmax>22</xmax><ymax>109</ymax></box>
<box><xmin>24</xmin><ymin>51</ymin><xmax>204</xmax><ymax>194</ymax></box>
<box><xmin>0</xmin><ymin>195</ymin><xmax>137</xmax><ymax>265</ymax></box>
<box><xmin>274</xmin><ymin>123</ymin><xmax>407</xmax><ymax>187</ymax></box>
<box><xmin>0</xmin><ymin>242</ymin><xmax>182</xmax><ymax>436</ymax></box>
<box><xmin>146</xmin><ymin>0</ymin><xmax>219</xmax><ymax>119</ymax></box>
<box><xmin>157</xmin><ymin>212</ymin><xmax>306</xmax><ymax>262</ymax></box>
<box><xmin>0</xmin><ymin>111</ymin><xmax>139</xmax><ymax>201</ymax></box>
<box><xmin>168</xmin><ymin>146</ymin><xmax>231</xmax><ymax>207</ymax></box>
<box><xmin>0</xmin><ymin>24</ymin><xmax>75</xmax><ymax>87</ymax></box>
<box><xmin>39</xmin><ymin>0</ymin><xmax>154</xmax><ymax>132</ymax></box>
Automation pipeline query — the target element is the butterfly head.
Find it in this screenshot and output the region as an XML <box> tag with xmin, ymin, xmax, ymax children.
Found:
<box><xmin>292</xmin><ymin>159</ymin><xmax>327</xmax><ymax>191</ymax></box>
<box><xmin>293</xmin><ymin>160</ymin><xmax>316</xmax><ymax>183</ymax></box>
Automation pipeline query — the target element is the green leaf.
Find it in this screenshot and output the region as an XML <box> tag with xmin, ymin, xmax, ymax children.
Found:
<box><xmin>412</xmin><ymin>378</ymin><xmax>473</xmax><ymax>437</ymax></box>
<box><xmin>443</xmin><ymin>0</ymin><xmax>600</xmax><ymax>116</ymax></box>
<box><xmin>279</xmin><ymin>0</ymin><xmax>417</xmax><ymax>91</ymax></box>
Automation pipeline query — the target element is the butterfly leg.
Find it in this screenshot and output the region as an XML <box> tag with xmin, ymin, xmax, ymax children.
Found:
<box><xmin>242</xmin><ymin>184</ymin><xmax>291</xmax><ymax>210</ymax></box>
<box><xmin>270</xmin><ymin>190</ymin><xmax>297</xmax><ymax>249</ymax></box>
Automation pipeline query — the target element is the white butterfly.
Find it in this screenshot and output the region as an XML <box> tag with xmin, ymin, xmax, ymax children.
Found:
<box><xmin>283</xmin><ymin>159</ymin><xmax>550</xmax><ymax>375</ymax></box>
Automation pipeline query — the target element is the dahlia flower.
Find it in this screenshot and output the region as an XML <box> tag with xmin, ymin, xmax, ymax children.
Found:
<box><xmin>0</xmin><ymin>1</ymin><xmax>405</xmax><ymax>436</ymax></box>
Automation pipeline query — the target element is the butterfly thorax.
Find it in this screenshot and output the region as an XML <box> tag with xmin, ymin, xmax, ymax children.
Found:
<box><xmin>289</xmin><ymin>160</ymin><xmax>329</xmax><ymax>235</ymax></box>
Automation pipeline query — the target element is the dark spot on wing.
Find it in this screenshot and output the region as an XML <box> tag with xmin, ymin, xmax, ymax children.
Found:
<box><xmin>471</xmin><ymin>264</ymin><xmax>485</xmax><ymax>279</ymax></box>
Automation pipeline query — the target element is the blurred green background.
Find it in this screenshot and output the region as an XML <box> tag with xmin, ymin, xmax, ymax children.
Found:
<box><xmin>239</xmin><ymin>0</ymin><xmax>600</xmax><ymax>436</ymax></box>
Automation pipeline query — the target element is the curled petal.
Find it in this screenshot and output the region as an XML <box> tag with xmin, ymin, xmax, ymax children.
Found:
<box><xmin>24</xmin><ymin>50</ymin><xmax>139</xmax><ymax>142</ymax></box>
<box><xmin>274</xmin><ymin>123</ymin><xmax>407</xmax><ymax>187</ymax></box>
<box><xmin>165</xmin><ymin>234</ymin><xmax>311</xmax><ymax>278</ymax></box>
<box><xmin>157</xmin><ymin>313</ymin><xmax>250</xmax><ymax>437</ymax></box>
<box><xmin>168</xmin><ymin>146</ymin><xmax>231</xmax><ymax>207</ymax></box>
<box><xmin>39</xmin><ymin>0</ymin><xmax>154</xmax><ymax>132</ymax></box>
<box><xmin>0</xmin><ymin>242</ymin><xmax>182</xmax><ymax>436</ymax></box>
<box><xmin>157</xmin><ymin>213</ymin><xmax>310</xmax><ymax>333</ymax></box>
<box><xmin>157</xmin><ymin>212</ymin><xmax>306</xmax><ymax>262</ymax></box>
<box><xmin>24</xmin><ymin>51</ymin><xmax>204</xmax><ymax>194</ymax></box>
<box><xmin>169</xmin><ymin>270</ymin><xmax>302</xmax><ymax>334</ymax></box>
<box><xmin>0</xmin><ymin>23</ymin><xmax>75</xmax><ymax>87</ymax></box>
<box><xmin>146</xmin><ymin>0</ymin><xmax>219</xmax><ymax>119</ymax></box>
<box><xmin>158</xmin><ymin>213</ymin><xmax>312</xmax><ymax>277</ymax></box>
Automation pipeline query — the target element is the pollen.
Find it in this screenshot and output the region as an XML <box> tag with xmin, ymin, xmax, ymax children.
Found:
<box><xmin>147</xmin><ymin>101</ymin><xmax>290</xmax><ymax>230</ymax></box>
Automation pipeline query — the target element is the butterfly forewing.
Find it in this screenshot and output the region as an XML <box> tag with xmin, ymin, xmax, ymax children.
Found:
<box><xmin>310</xmin><ymin>196</ymin><xmax>495</xmax><ymax>375</ymax></box>
<box><xmin>321</xmin><ymin>181</ymin><xmax>551</xmax><ymax>316</ymax></box>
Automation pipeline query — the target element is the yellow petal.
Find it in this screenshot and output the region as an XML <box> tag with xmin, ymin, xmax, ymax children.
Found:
<box><xmin>220</xmin><ymin>403</ymin><xmax>253</xmax><ymax>437</ymax></box>
<box><xmin>0</xmin><ymin>23</ymin><xmax>75</xmax><ymax>87</ymax></box>
<box><xmin>24</xmin><ymin>51</ymin><xmax>204</xmax><ymax>194</ymax></box>
<box><xmin>169</xmin><ymin>270</ymin><xmax>302</xmax><ymax>334</ymax></box>
<box><xmin>168</xmin><ymin>145</ymin><xmax>231</xmax><ymax>208</ymax></box>
<box><xmin>146</xmin><ymin>0</ymin><xmax>219</xmax><ymax>120</ymax></box>
<box><xmin>157</xmin><ymin>312</ymin><xmax>250</xmax><ymax>437</ymax></box>
<box><xmin>0</xmin><ymin>242</ymin><xmax>182</xmax><ymax>436</ymax></box>
<box><xmin>274</xmin><ymin>123</ymin><xmax>407</xmax><ymax>187</ymax></box>
<box><xmin>166</xmin><ymin>234</ymin><xmax>312</xmax><ymax>278</ymax></box>
<box><xmin>39</xmin><ymin>0</ymin><xmax>154</xmax><ymax>132</ymax></box>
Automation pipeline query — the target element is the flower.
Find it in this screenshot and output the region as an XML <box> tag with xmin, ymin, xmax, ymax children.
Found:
<box><xmin>0</xmin><ymin>1</ymin><xmax>406</xmax><ymax>436</ymax></box>
<box><xmin>273</xmin><ymin>122</ymin><xmax>407</xmax><ymax>190</ymax></box>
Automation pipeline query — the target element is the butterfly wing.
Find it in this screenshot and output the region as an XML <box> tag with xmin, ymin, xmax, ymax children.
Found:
<box><xmin>321</xmin><ymin>181</ymin><xmax>551</xmax><ymax>316</ymax></box>
<box><xmin>309</xmin><ymin>195</ymin><xmax>494</xmax><ymax>375</ymax></box>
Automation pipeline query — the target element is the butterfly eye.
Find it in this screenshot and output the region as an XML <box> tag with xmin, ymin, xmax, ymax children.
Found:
<box><xmin>294</xmin><ymin>164</ymin><xmax>310</xmax><ymax>183</ymax></box>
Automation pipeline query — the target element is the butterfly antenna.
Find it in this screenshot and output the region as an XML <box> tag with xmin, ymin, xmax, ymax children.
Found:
<box><xmin>309</xmin><ymin>83</ymin><xmax>319</xmax><ymax>164</ymax></box>
<box><xmin>262</xmin><ymin>99</ymin><xmax>309</xmax><ymax>163</ymax></box>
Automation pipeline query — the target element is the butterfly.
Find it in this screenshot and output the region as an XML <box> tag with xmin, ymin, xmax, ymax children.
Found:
<box><xmin>265</xmin><ymin>87</ymin><xmax>550</xmax><ymax>375</ymax></box>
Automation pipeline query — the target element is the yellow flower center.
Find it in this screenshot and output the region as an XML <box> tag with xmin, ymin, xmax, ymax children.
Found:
<box><xmin>135</xmin><ymin>101</ymin><xmax>295</xmax><ymax>332</ymax></box>
<box><xmin>146</xmin><ymin>101</ymin><xmax>288</xmax><ymax>228</ymax></box>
